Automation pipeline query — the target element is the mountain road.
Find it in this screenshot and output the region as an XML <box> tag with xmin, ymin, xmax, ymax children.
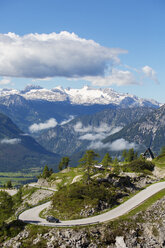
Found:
<box><xmin>19</xmin><ymin>181</ymin><xmax>165</xmax><ymax>227</ymax></box>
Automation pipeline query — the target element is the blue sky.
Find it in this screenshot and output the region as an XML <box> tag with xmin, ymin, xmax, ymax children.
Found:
<box><xmin>0</xmin><ymin>0</ymin><xmax>164</xmax><ymax>102</ymax></box>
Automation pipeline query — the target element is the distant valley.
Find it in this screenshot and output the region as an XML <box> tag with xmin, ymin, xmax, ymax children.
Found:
<box><xmin>0</xmin><ymin>112</ymin><xmax>59</xmax><ymax>172</ymax></box>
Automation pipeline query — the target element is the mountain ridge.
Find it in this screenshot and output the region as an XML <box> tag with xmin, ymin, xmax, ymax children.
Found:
<box><xmin>0</xmin><ymin>85</ymin><xmax>161</xmax><ymax>108</ymax></box>
<box><xmin>0</xmin><ymin>112</ymin><xmax>60</xmax><ymax>171</ymax></box>
<box><xmin>103</xmin><ymin>104</ymin><xmax>165</xmax><ymax>155</ymax></box>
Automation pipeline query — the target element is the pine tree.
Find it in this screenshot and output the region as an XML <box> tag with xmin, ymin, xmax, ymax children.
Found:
<box><xmin>42</xmin><ymin>165</ymin><xmax>50</xmax><ymax>179</ymax></box>
<box><xmin>79</xmin><ymin>150</ymin><xmax>99</xmax><ymax>184</ymax></box>
<box><xmin>6</xmin><ymin>180</ymin><xmax>12</xmax><ymax>189</ymax></box>
<box><xmin>102</xmin><ymin>153</ymin><xmax>112</xmax><ymax>167</ymax></box>
<box><xmin>58</xmin><ymin>161</ymin><xmax>63</xmax><ymax>171</ymax></box>
<box><xmin>122</xmin><ymin>149</ymin><xmax>128</xmax><ymax>161</ymax></box>
<box><xmin>113</xmin><ymin>157</ymin><xmax>119</xmax><ymax>165</ymax></box>
<box><xmin>58</xmin><ymin>157</ymin><xmax>70</xmax><ymax>171</ymax></box>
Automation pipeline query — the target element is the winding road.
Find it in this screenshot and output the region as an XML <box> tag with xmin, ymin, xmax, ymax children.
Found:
<box><xmin>19</xmin><ymin>181</ymin><xmax>165</xmax><ymax>227</ymax></box>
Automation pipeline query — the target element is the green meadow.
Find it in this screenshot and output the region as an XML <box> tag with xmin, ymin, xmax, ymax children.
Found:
<box><xmin>0</xmin><ymin>168</ymin><xmax>42</xmax><ymax>187</ymax></box>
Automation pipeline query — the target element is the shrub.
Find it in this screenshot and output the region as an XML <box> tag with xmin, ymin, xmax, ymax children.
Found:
<box><xmin>123</xmin><ymin>159</ymin><xmax>155</xmax><ymax>173</ymax></box>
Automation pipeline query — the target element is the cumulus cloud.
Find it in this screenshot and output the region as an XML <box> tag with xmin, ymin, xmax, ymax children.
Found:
<box><xmin>142</xmin><ymin>66</ymin><xmax>159</xmax><ymax>84</ymax></box>
<box><xmin>0</xmin><ymin>77</ymin><xmax>12</xmax><ymax>85</ymax></box>
<box><xmin>88</xmin><ymin>138</ymin><xmax>137</xmax><ymax>151</ymax></box>
<box><xmin>84</xmin><ymin>68</ymin><xmax>138</xmax><ymax>86</ymax></box>
<box><xmin>60</xmin><ymin>115</ymin><xmax>75</xmax><ymax>125</ymax></box>
<box><xmin>29</xmin><ymin>118</ymin><xmax>57</xmax><ymax>132</ymax></box>
<box><xmin>0</xmin><ymin>138</ymin><xmax>21</xmax><ymax>145</ymax></box>
<box><xmin>0</xmin><ymin>32</ymin><xmax>126</xmax><ymax>79</ymax></box>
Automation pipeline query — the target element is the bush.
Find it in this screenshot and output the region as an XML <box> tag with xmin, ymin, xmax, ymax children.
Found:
<box><xmin>0</xmin><ymin>220</ymin><xmax>25</xmax><ymax>243</ymax></box>
<box><xmin>123</xmin><ymin>159</ymin><xmax>155</xmax><ymax>173</ymax></box>
<box><xmin>51</xmin><ymin>181</ymin><xmax>118</xmax><ymax>219</ymax></box>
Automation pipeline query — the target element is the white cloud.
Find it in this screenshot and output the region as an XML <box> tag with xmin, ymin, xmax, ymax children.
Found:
<box><xmin>74</xmin><ymin>122</ymin><xmax>122</xmax><ymax>135</ymax></box>
<box><xmin>79</xmin><ymin>133</ymin><xmax>107</xmax><ymax>141</ymax></box>
<box><xmin>29</xmin><ymin>118</ymin><xmax>57</xmax><ymax>132</ymax></box>
<box><xmin>83</xmin><ymin>68</ymin><xmax>138</xmax><ymax>86</ymax></box>
<box><xmin>74</xmin><ymin>122</ymin><xmax>123</xmax><ymax>144</ymax></box>
<box><xmin>73</xmin><ymin>122</ymin><xmax>92</xmax><ymax>133</ymax></box>
<box><xmin>88</xmin><ymin>140</ymin><xmax>108</xmax><ymax>150</ymax></box>
<box><xmin>88</xmin><ymin>138</ymin><xmax>137</xmax><ymax>151</ymax></box>
<box><xmin>74</xmin><ymin>122</ymin><xmax>120</xmax><ymax>134</ymax></box>
<box><xmin>142</xmin><ymin>66</ymin><xmax>159</xmax><ymax>84</ymax></box>
<box><xmin>60</xmin><ymin>115</ymin><xmax>75</xmax><ymax>125</ymax></box>
<box><xmin>0</xmin><ymin>32</ymin><xmax>126</xmax><ymax>79</ymax></box>
<box><xmin>0</xmin><ymin>138</ymin><xmax>21</xmax><ymax>145</ymax></box>
<box><xmin>108</xmin><ymin>138</ymin><xmax>137</xmax><ymax>151</ymax></box>
<box><xmin>0</xmin><ymin>77</ymin><xmax>11</xmax><ymax>85</ymax></box>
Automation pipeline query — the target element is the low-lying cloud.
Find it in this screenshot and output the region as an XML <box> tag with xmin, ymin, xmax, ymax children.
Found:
<box><xmin>74</xmin><ymin>122</ymin><xmax>123</xmax><ymax>146</ymax></box>
<box><xmin>74</xmin><ymin>122</ymin><xmax>121</xmax><ymax>134</ymax></box>
<box><xmin>60</xmin><ymin>115</ymin><xmax>75</xmax><ymax>125</ymax></box>
<box><xmin>88</xmin><ymin>138</ymin><xmax>137</xmax><ymax>151</ymax></box>
<box><xmin>0</xmin><ymin>138</ymin><xmax>21</xmax><ymax>145</ymax></box>
<box><xmin>29</xmin><ymin>116</ymin><xmax>74</xmax><ymax>133</ymax></box>
<box><xmin>29</xmin><ymin>118</ymin><xmax>57</xmax><ymax>133</ymax></box>
<box><xmin>73</xmin><ymin>122</ymin><xmax>136</xmax><ymax>151</ymax></box>
<box><xmin>79</xmin><ymin>133</ymin><xmax>107</xmax><ymax>141</ymax></box>
<box><xmin>0</xmin><ymin>32</ymin><xmax>126</xmax><ymax>79</ymax></box>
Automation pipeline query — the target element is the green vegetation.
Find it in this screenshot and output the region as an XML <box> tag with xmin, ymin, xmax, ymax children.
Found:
<box><xmin>49</xmin><ymin>181</ymin><xmax>118</xmax><ymax>220</ymax></box>
<box><xmin>49</xmin><ymin>167</ymin><xmax>84</xmax><ymax>188</ymax></box>
<box><xmin>0</xmin><ymin>191</ymin><xmax>13</xmax><ymax>223</ymax></box>
<box><xmin>0</xmin><ymin>220</ymin><xmax>26</xmax><ymax>244</ymax></box>
<box><xmin>79</xmin><ymin>150</ymin><xmax>99</xmax><ymax>184</ymax></box>
<box><xmin>58</xmin><ymin>156</ymin><xmax>70</xmax><ymax>171</ymax></box>
<box><xmin>0</xmin><ymin>171</ymin><xmax>39</xmax><ymax>187</ymax></box>
<box><xmin>101</xmin><ymin>153</ymin><xmax>112</xmax><ymax>167</ymax></box>
<box><xmin>123</xmin><ymin>159</ymin><xmax>155</xmax><ymax>173</ymax></box>
<box><xmin>122</xmin><ymin>148</ymin><xmax>138</xmax><ymax>162</ymax></box>
<box><xmin>0</xmin><ymin>191</ymin><xmax>25</xmax><ymax>243</ymax></box>
<box><xmin>38</xmin><ymin>165</ymin><xmax>53</xmax><ymax>179</ymax></box>
<box><xmin>6</xmin><ymin>180</ymin><xmax>12</xmax><ymax>189</ymax></box>
<box><xmin>154</xmin><ymin>151</ymin><xmax>165</xmax><ymax>169</ymax></box>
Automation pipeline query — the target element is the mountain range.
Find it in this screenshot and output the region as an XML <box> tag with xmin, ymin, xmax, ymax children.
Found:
<box><xmin>0</xmin><ymin>85</ymin><xmax>164</xmax><ymax>170</ymax></box>
<box><xmin>0</xmin><ymin>85</ymin><xmax>160</xmax><ymax>107</ymax></box>
<box><xmin>36</xmin><ymin>107</ymin><xmax>155</xmax><ymax>162</ymax></box>
<box><xmin>0</xmin><ymin>85</ymin><xmax>160</xmax><ymax>134</ymax></box>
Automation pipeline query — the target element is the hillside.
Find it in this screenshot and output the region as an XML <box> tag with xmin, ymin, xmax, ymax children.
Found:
<box><xmin>1</xmin><ymin>160</ymin><xmax>165</xmax><ymax>247</ymax></box>
<box><xmin>36</xmin><ymin>107</ymin><xmax>154</xmax><ymax>158</ymax></box>
<box><xmin>0</xmin><ymin>113</ymin><xmax>60</xmax><ymax>172</ymax></box>
<box><xmin>103</xmin><ymin>104</ymin><xmax>165</xmax><ymax>155</ymax></box>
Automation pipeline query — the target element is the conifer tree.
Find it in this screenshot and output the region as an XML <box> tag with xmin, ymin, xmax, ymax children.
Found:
<box><xmin>42</xmin><ymin>165</ymin><xmax>50</xmax><ymax>178</ymax></box>
<box><xmin>79</xmin><ymin>150</ymin><xmax>99</xmax><ymax>184</ymax></box>
<box><xmin>102</xmin><ymin>153</ymin><xmax>112</xmax><ymax>167</ymax></box>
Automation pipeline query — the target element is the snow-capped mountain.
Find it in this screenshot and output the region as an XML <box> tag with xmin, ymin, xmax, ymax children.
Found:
<box><xmin>0</xmin><ymin>85</ymin><xmax>161</xmax><ymax>108</ymax></box>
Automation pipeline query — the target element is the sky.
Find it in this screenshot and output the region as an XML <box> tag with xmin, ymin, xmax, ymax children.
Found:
<box><xmin>0</xmin><ymin>0</ymin><xmax>165</xmax><ymax>102</ymax></box>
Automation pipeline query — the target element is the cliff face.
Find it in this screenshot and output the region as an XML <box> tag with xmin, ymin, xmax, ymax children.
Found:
<box><xmin>2</xmin><ymin>196</ymin><xmax>165</xmax><ymax>248</ymax></box>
